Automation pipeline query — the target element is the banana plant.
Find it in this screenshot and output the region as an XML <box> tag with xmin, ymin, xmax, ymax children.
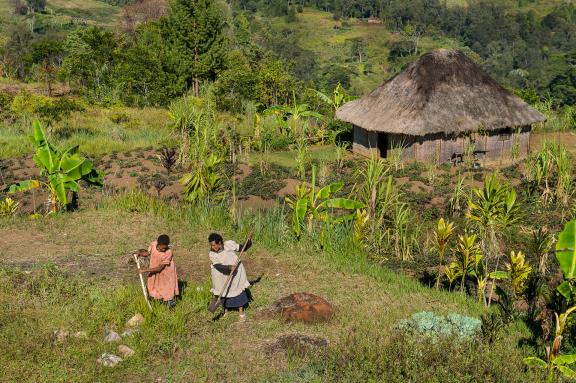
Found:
<box><xmin>309</xmin><ymin>83</ymin><xmax>355</xmax><ymax>112</ymax></box>
<box><xmin>556</xmin><ymin>219</ymin><xmax>576</xmax><ymax>301</ymax></box>
<box><xmin>524</xmin><ymin>306</ymin><xmax>576</xmax><ymax>382</ymax></box>
<box><xmin>7</xmin><ymin>120</ymin><xmax>103</xmax><ymax>213</ymax></box>
<box><xmin>285</xmin><ymin>165</ymin><xmax>364</xmax><ymax>239</ymax></box>
<box><xmin>263</xmin><ymin>91</ymin><xmax>323</xmax><ymax>137</ymax></box>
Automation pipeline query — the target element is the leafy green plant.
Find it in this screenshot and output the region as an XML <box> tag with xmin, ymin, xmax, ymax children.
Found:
<box><xmin>285</xmin><ymin>165</ymin><xmax>363</xmax><ymax>239</ymax></box>
<box><xmin>451</xmin><ymin>233</ymin><xmax>482</xmax><ymax>292</ymax></box>
<box><xmin>444</xmin><ymin>263</ymin><xmax>461</xmax><ymax>291</ymax></box>
<box><xmin>179</xmin><ymin>153</ymin><xmax>223</xmax><ymax>203</ymax></box>
<box><xmin>524</xmin><ymin>306</ymin><xmax>576</xmax><ymax>382</ymax></box>
<box><xmin>467</xmin><ymin>174</ymin><xmax>520</xmax><ymax>305</ymax></box>
<box><xmin>447</xmin><ymin>175</ymin><xmax>469</xmax><ymax>217</ymax></box>
<box><xmin>264</xmin><ymin>91</ymin><xmax>323</xmax><ymax>138</ymax></box>
<box><xmin>7</xmin><ymin>120</ymin><xmax>103</xmax><ymax>213</ymax></box>
<box><xmin>310</xmin><ymin>83</ymin><xmax>353</xmax><ymax>113</ymax></box>
<box><xmin>555</xmin><ymin>219</ymin><xmax>576</xmax><ymax>302</ymax></box>
<box><xmin>506</xmin><ymin>251</ymin><xmax>532</xmax><ymax>296</ymax></box>
<box><xmin>0</xmin><ymin>197</ymin><xmax>19</xmax><ymax>217</ymax></box>
<box><xmin>532</xmin><ymin>227</ymin><xmax>555</xmax><ymax>275</ymax></box>
<box><xmin>431</xmin><ymin>218</ymin><xmax>455</xmax><ymax>288</ymax></box>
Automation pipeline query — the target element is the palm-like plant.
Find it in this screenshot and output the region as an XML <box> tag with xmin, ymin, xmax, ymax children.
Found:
<box><xmin>451</xmin><ymin>233</ymin><xmax>482</xmax><ymax>292</ymax></box>
<box><xmin>506</xmin><ymin>251</ymin><xmax>533</xmax><ymax>296</ymax></box>
<box><xmin>467</xmin><ymin>174</ymin><xmax>520</xmax><ymax>305</ymax></box>
<box><xmin>431</xmin><ymin>218</ymin><xmax>455</xmax><ymax>288</ymax></box>
<box><xmin>8</xmin><ymin>120</ymin><xmax>103</xmax><ymax>213</ymax></box>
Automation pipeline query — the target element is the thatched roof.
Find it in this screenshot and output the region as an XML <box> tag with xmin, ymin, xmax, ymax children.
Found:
<box><xmin>336</xmin><ymin>49</ymin><xmax>545</xmax><ymax>136</ymax></box>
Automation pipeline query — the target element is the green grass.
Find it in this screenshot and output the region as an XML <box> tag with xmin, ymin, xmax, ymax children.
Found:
<box><xmin>0</xmin><ymin>106</ymin><xmax>173</xmax><ymax>159</ymax></box>
<box><xmin>243</xmin><ymin>145</ymin><xmax>341</xmax><ymax>169</ymax></box>
<box><xmin>0</xmin><ymin>191</ymin><xmax>547</xmax><ymax>382</ymax></box>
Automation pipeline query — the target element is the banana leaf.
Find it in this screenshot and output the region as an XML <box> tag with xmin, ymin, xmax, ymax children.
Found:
<box><xmin>8</xmin><ymin>179</ymin><xmax>41</xmax><ymax>193</ymax></box>
<box><xmin>553</xmin><ymin>354</ymin><xmax>576</xmax><ymax>366</ymax></box>
<box><xmin>48</xmin><ymin>173</ymin><xmax>68</xmax><ymax>205</ymax></box>
<box><xmin>523</xmin><ymin>357</ymin><xmax>547</xmax><ymax>368</ymax></box>
<box><xmin>318</xmin><ymin>198</ymin><xmax>364</xmax><ymax>210</ymax></box>
<box><xmin>556</xmin><ymin>366</ymin><xmax>576</xmax><ymax>379</ymax></box>
<box><xmin>557</xmin><ymin>281</ymin><xmax>574</xmax><ymax>300</ymax></box>
<box><xmin>315</xmin><ymin>182</ymin><xmax>343</xmax><ymax>199</ymax></box>
<box><xmin>556</xmin><ymin>219</ymin><xmax>576</xmax><ymax>279</ymax></box>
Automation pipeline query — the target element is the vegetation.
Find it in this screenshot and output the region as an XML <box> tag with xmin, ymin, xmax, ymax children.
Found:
<box><xmin>0</xmin><ymin>0</ymin><xmax>576</xmax><ymax>381</ymax></box>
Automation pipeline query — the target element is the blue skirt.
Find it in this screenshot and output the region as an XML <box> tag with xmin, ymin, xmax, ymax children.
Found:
<box><xmin>222</xmin><ymin>291</ymin><xmax>249</xmax><ymax>308</ymax></box>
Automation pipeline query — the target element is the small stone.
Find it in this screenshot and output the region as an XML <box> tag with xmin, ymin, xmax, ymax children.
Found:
<box><xmin>97</xmin><ymin>353</ymin><xmax>123</xmax><ymax>367</ymax></box>
<box><xmin>126</xmin><ymin>313</ymin><xmax>145</xmax><ymax>327</ymax></box>
<box><xmin>121</xmin><ymin>328</ymin><xmax>139</xmax><ymax>337</ymax></box>
<box><xmin>104</xmin><ymin>330</ymin><xmax>121</xmax><ymax>342</ymax></box>
<box><xmin>52</xmin><ymin>328</ymin><xmax>69</xmax><ymax>344</ymax></box>
<box><xmin>118</xmin><ymin>344</ymin><xmax>135</xmax><ymax>358</ymax></box>
<box><xmin>73</xmin><ymin>331</ymin><xmax>88</xmax><ymax>339</ymax></box>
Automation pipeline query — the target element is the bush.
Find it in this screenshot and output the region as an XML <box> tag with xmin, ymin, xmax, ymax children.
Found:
<box><xmin>398</xmin><ymin>311</ymin><xmax>481</xmax><ymax>340</ymax></box>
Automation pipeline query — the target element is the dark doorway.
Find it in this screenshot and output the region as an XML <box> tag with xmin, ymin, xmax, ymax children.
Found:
<box><xmin>378</xmin><ymin>133</ymin><xmax>388</xmax><ymax>158</ymax></box>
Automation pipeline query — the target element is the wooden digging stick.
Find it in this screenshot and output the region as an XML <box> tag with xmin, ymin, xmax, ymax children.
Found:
<box><xmin>133</xmin><ymin>254</ymin><xmax>153</xmax><ymax>313</ymax></box>
<box><xmin>208</xmin><ymin>233</ymin><xmax>252</xmax><ymax>313</ymax></box>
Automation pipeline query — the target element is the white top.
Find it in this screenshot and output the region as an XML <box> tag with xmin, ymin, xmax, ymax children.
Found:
<box><xmin>209</xmin><ymin>240</ymin><xmax>250</xmax><ymax>298</ymax></box>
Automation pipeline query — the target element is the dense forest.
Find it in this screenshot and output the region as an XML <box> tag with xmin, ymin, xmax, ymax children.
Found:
<box><xmin>0</xmin><ymin>0</ymin><xmax>574</xmax><ymax>108</ymax></box>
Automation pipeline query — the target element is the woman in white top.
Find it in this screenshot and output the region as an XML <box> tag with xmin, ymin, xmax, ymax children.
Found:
<box><xmin>208</xmin><ymin>232</ymin><xmax>252</xmax><ymax>320</ymax></box>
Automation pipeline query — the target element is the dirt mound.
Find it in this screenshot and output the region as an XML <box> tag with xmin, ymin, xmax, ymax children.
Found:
<box><xmin>264</xmin><ymin>292</ymin><xmax>334</xmax><ymax>323</ymax></box>
<box><xmin>264</xmin><ymin>333</ymin><xmax>329</xmax><ymax>356</ymax></box>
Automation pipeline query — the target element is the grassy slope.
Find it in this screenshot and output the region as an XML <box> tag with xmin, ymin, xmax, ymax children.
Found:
<box><xmin>0</xmin><ymin>194</ymin><xmax>538</xmax><ymax>382</ymax></box>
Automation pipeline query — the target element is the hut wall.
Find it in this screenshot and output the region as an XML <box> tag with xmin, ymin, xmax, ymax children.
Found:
<box><xmin>353</xmin><ymin>126</ymin><xmax>379</xmax><ymax>157</ymax></box>
<box><xmin>353</xmin><ymin>127</ymin><xmax>531</xmax><ymax>163</ymax></box>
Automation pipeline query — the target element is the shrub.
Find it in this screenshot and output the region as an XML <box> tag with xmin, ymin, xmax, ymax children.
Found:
<box><xmin>398</xmin><ymin>311</ymin><xmax>482</xmax><ymax>340</ymax></box>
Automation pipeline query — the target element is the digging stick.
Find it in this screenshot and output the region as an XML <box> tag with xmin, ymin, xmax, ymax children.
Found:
<box><xmin>208</xmin><ymin>233</ymin><xmax>252</xmax><ymax>313</ymax></box>
<box><xmin>133</xmin><ymin>253</ymin><xmax>153</xmax><ymax>313</ymax></box>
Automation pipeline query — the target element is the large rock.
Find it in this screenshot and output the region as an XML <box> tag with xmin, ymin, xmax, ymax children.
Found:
<box><xmin>126</xmin><ymin>313</ymin><xmax>145</xmax><ymax>327</ymax></box>
<box><xmin>264</xmin><ymin>333</ymin><xmax>329</xmax><ymax>356</ymax></box>
<box><xmin>104</xmin><ymin>330</ymin><xmax>121</xmax><ymax>343</ymax></box>
<box><xmin>97</xmin><ymin>353</ymin><xmax>123</xmax><ymax>367</ymax></box>
<box><xmin>266</xmin><ymin>293</ymin><xmax>334</xmax><ymax>323</ymax></box>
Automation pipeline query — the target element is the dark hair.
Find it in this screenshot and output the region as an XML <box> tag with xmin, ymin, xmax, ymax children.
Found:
<box><xmin>208</xmin><ymin>233</ymin><xmax>223</xmax><ymax>244</ymax></box>
<box><xmin>157</xmin><ymin>234</ymin><xmax>170</xmax><ymax>245</ymax></box>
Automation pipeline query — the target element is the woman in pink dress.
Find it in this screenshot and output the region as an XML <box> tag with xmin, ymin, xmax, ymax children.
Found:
<box><xmin>137</xmin><ymin>234</ymin><xmax>179</xmax><ymax>308</ymax></box>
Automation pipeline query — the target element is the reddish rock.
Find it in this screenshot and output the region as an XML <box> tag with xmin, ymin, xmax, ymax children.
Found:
<box><xmin>268</xmin><ymin>293</ymin><xmax>334</xmax><ymax>323</ymax></box>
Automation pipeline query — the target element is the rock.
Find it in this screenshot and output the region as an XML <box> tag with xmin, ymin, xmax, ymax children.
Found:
<box><xmin>265</xmin><ymin>293</ymin><xmax>334</xmax><ymax>323</ymax></box>
<box><xmin>118</xmin><ymin>344</ymin><xmax>135</xmax><ymax>358</ymax></box>
<box><xmin>104</xmin><ymin>330</ymin><xmax>121</xmax><ymax>342</ymax></box>
<box><xmin>265</xmin><ymin>333</ymin><xmax>329</xmax><ymax>356</ymax></box>
<box><xmin>121</xmin><ymin>328</ymin><xmax>139</xmax><ymax>337</ymax></box>
<box><xmin>52</xmin><ymin>328</ymin><xmax>69</xmax><ymax>344</ymax></box>
<box><xmin>73</xmin><ymin>331</ymin><xmax>88</xmax><ymax>339</ymax></box>
<box><xmin>97</xmin><ymin>353</ymin><xmax>123</xmax><ymax>367</ymax></box>
<box><xmin>126</xmin><ymin>313</ymin><xmax>145</xmax><ymax>327</ymax></box>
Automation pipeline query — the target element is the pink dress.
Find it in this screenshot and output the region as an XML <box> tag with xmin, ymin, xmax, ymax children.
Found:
<box><xmin>147</xmin><ymin>241</ymin><xmax>179</xmax><ymax>301</ymax></box>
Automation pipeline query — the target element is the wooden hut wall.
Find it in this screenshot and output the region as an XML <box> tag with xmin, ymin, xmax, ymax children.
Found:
<box><xmin>386</xmin><ymin>127</ymin><xmax>531</xmax><ymax>163</ymax></box>
<box><xmin>352</xmin><ymin>126</ymin><xmax>379</xmax><ymax>156</ymax></box>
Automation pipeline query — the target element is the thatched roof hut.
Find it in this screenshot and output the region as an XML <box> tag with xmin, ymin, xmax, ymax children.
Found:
<box><xmin>336</xmin><ymin>49</ymin><xmax>546</xmax><ymax>163</ymax></box>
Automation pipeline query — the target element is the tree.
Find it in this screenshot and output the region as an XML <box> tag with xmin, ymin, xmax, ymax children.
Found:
<box><xmin>61</xmin><ymin>27</ymin><xmax>118</xmax><ymax>100</ymax></box>
<box><xmin>161</xmin><ymin>0</ymin><xmax>227</xmax><ymax>97</ymax></box>
<box><xmin>30</xmin><ymin>39</ymin><xmax>64</xmax><ymax>96</ymax></box>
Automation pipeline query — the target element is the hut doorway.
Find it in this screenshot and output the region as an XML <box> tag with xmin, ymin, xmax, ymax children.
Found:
<box><xmin>377</xmin><ymin>133</ymin><xmax>388</xmax><ymax>158</ymax></box>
